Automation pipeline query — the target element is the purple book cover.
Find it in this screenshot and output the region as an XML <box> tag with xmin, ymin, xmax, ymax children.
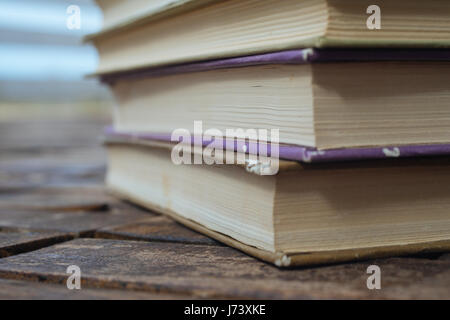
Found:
<box><xmin>101</xmin><ymin>48</ymin><xmax>450</xmax><ymax>83</ymax></box>
<box><xmin>105</xmin><ymin>127</ymin><xmax>450</xmax><ymax>163</ymax></box>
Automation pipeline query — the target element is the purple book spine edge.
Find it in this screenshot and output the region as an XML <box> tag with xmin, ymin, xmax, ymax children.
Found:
<box><xmin>101</xmin><ymin>48</ymin><xmax>450</xmax><ymax>83</ymax></box>
<box><xmin>104</xmin><ymin>127</ymin><xmax>450</xmax><ymax>163</ymax></box>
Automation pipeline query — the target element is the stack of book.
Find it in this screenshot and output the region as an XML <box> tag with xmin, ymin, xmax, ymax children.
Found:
<box><xmin>88</xmin><ymin>0</ymin><xmax>450</xmax><ymax>267</ymax></box>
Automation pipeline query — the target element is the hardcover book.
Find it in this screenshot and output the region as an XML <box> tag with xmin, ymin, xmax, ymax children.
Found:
<box><xmin>104</xmin><ymin>49</ymin><xmax>450</xmax><ymax>150</ymax></box>
<box><xmin>104</xmin><ymin>137</ymin><xmax>450</xmax><ymax>267</ymax></box>
<box><xmin>88</xmin><ymin>0</ymin><xmax>450</xmax><ymax>75</ymax></box>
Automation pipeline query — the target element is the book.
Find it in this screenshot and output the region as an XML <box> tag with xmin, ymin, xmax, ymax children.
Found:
<box><xmin>95</xmin><ymin>0</ymin><xmax>216</xmax><ymax>31</ymax></box>
<box><xmin>104</xmin><ymin>49</ymin><xmax>450</xmax><ymax>150</ymax></box>
<box><xmin>89</xmin><ymin>0</ymin><xmax>450</xmax><ymax>75</ymax></box>
<box><xmin>104</xmin><ymin>137</ymin><xmax>450</xmax><ymax>267</ymax></box>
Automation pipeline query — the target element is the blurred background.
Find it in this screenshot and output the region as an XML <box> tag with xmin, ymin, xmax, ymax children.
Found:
<box><xmin>0</xmin><ymin>0</ymin><xmax>111</xmax><ymax>188</ymax></box>
<box><xmin>0</xmin><ymin>0</ymin><xmax>111</xmax><ymax>121</ymax></box>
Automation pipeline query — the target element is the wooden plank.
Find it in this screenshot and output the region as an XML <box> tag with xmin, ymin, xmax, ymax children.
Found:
<box><xmin>0</xmin><ymin>228</ymin><xmax>71</xmax><ymax>258</ymax></box>
<box><xmin>439</xmin><ymin>253</ymin><xmax>450</xmax><ymax>261</ymax></box>
<box><xmin>96</xmin><ymin>216</ymin><xmax>219</xmax><ymax>245</ymax></box>
<box><xmin>0</xmin><ymin>279</ymin><xmax>193</xmax><ymax>300</ymax></box>
<box><xmin>0</xmin><ymin>148</ymin><xmax>106</xmax><ymax>189</ymax></box>
<box><xmin>0</xmin><ymin>164</ymin><xmax>105</xmax><ymax>191</ymax></box>
<box><xmin>0</xmin><ymin>187</ymin><xmax>218</xmax><ymax>245</ymax></box>
<box><xmin>0</xmin><ymin>238</ymin><xmax>448</xmax><ymax>299</ymax></box>
<box><xmin>0</xmin><ymin>206</ymin><xmax>155</xmax><ymax>235</ymax></box>
<box><xmin>0</xmin><ymin>186</ymin><xmax>116</xmax><ymax>211</ymax></box>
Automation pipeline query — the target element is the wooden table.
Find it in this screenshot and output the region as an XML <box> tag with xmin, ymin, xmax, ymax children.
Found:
<box><xmin>0</xmin><ymin>119</ymin><xmax>449</xmax><ymax>299</ymax></box>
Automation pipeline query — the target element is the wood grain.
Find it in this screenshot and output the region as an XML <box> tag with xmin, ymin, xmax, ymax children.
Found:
<box><xmin>0</xmin><ymin>145</ymin><xmax>106</xmax><ymax>190</ymax></box>
<box><xmin>0</xmin><ymin>206</ymin><xmax>154</xmax><ymax>235</ymax></box>
<box><xmin>0</xmin><ymin>279</ymin><xmax>191</xmax><ymax>300</ymax></box>
<box><xmin>96</xmin><ymin>216</ymin><xmax>219</xmax><ymax>245</ymax></box>
<box><xmin>0</xmin><ymin>161</ymin><xmax>105</xmax><ymax>190</ymax></box>
<box><xmin>0</xmin><ymin>186</ymin><xmax>116</xmax><ymax>211</ymax></box>
<box><xmin>0</xmin><ymin>238</ymin><xmax>448</xmax><ymax>299</ymax></box>
<box><xmin>0</xmin><ymin>229</ymin><xmax>71</xmax><ymax>258</ymax></box>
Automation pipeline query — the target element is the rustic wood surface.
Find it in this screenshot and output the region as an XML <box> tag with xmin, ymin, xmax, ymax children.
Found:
<box><xmin>0</xmin><ymin>279</ymin><xmax>192</xmax><ymax>300</ymax></box>
<box><xmin>0</xmin><ymin>228</ymin><xmax>71</xmax><ymax>258</ymax></box>
<box><xmin>0</xmin><ymin>119</ymin><xmax>449</xmax><ymax>299</ymax></box>
<box><xmin>95</xmin><ymin>216</ymin><xmax>220</xmax><ymax>246</ymax></box>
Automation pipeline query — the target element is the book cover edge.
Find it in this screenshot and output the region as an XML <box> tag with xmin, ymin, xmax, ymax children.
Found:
<box><xmin>104</xmin><ymin>129</ymin><xmax>450</xmax><ymax>165</ymax></box>
<box><xmin>84</xmin><ymin>0</ymin><xmax>222</xmax><ymax>42</ymax></box>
